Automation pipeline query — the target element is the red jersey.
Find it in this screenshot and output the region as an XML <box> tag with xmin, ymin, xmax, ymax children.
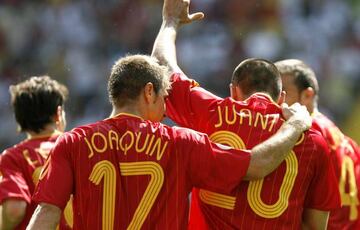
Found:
<box><xmin>0</xmin><ymin>133</ymin><xmax>72</xmax><ymax>230</ymax></box>
<box><xmin>166</xmin><ymin>73</ymin><xmax>340</xmax><ymax>229</ymax></box>
<box><xmin>33</xmin><ymin>113</ymin><xmax>251</xmax><ymax>230</ymax></box>
<box><xmin>312</xmin><ymin>112</ymin><xmax>360</xmax><ymax>229</ymax></box>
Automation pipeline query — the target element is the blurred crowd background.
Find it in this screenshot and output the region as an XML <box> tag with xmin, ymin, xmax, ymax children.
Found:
<box><xmin>0</xmin><ymin>0</ymin><xmax>359</xmax><ymax>149</ymax></box>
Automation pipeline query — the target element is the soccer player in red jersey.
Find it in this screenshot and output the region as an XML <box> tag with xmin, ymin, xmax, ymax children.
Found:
<box><xmin>151</xmin><ymin>0</ymin><xmax>341</xmax><ymax>229</ymax></box>
<box><xmin>0</xmin><ymin>76</ymin><xmax>72</xmax><ymax>229</ymax></box>
<box><xmin>275</xmin><ymin>59</ymin><xmax>360</xmax><ymax>229</ymax></box>
<box><xmin>27</xmin><ymin>54</ymin><xmax>312</xmax><ymax>230</ymax></box>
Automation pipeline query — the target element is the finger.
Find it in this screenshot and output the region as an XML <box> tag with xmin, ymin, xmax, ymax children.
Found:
<box><xmin>189</xmin><ymin>12</ymin><xmax>205</xmax><ymax>21</ymax></box>
<box><xmin>281</xmin><ymin>103</ymin><xmax>289</xmax><ymax>109</ymax></box>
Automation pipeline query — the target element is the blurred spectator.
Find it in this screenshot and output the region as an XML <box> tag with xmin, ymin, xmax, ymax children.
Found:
<box><xmin>0</xmin><ymin>0</ymin><xmax>359</xmax><ymax>148</ymax></box>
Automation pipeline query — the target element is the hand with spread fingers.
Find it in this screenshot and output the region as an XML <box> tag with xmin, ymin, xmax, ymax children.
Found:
<box><xmin>163</xmin><ymin>0</ymin><xmax>204</xmax><ymax>26</ymax></box>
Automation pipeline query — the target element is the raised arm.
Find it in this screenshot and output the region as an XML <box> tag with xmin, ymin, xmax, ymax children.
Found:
<box><xmin>151</xmin><ymin>0</ymin><xmax>203</xmax><ymax>73</ymax></box>
<box><xmin>245</xmin><ymin>103</ymin><xmax>312</xmax><ymax>180</ymax></box>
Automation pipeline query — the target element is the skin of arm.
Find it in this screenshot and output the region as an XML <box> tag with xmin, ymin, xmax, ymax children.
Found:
<box><xmin>244</xmin><ymin>103</ymin><xmax>311</xmax><ymax>180</ymax></box>
<box><xmin>153</xmin><ymin>0</ymin><xmax>312</xmax><ymax>180</ymax></box>
<box><xmin>302</xmin><ymin>209</ymin><xmax>329</xmax><ymax>230</ymax></box>
<box><xmin>0</xmin><ymin>199</ymin><xmax>27</xmax><ymax>230</ymax></box>
<box><xmin>26</xmin><ymin>203</ymin><xmax>61</xmax><ymax>230</ymax></box>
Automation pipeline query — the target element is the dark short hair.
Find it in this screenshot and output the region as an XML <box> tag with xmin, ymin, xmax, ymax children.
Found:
<box><xmin>231</xmin><ymin>58</ymin><xmax>282</xmax><ymax>100</ymax></box>
<box><xmin>9</xmin><ymin>76</ymin><xmax>68</xmax><ymax>133</ymax></box>
<box><xmin>275</xmin><ymin>59</ymin><xmax>319</xmax><ymax>95</ymax></box>
<box><xmin>108</xmin><ymin>54</ymin><xmax>170</xmax><ymax>107</ymax></box>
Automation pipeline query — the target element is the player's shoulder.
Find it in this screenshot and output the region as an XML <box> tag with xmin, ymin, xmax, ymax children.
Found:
<box><xmin>0</xmin><ymin>139</ymin><xmax>31</xmax><ymax>159</ymax></box>
<box><xmin>170</xmin><ymin>125</ymin><xmax>208</xmax><ymax>144</ymax></box>
<box><xmin>0</xmin><ymin>142</ymin><xmax>27</xmax><ymax>165</ymax></box>
<box><xmin>302</xmin><ymin>128</ymin><xmax>330</xmax><ymax>154</ymax></box>
<box><xmin>64</xmin><ymin>121</ymin><xmax>105</xmax><ymax>142</ymax></box>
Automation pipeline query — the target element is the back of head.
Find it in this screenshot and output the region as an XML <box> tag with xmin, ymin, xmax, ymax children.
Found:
<box><xmin>9</xmin><ymin>76</ymin><xmax>68</xmax><ymax>133</ymax></box>
<box><xmin>231</xmin><ymin>58</ymin><xmax>282</xmax><ymax>101</ymax></box>
<box><xmin>108</xmin><ymin>54</ymin><xmax>170</xmax><ymax>107</ymax></box>
<box><xmin>275</xmin><ymin>59</ymin><xmax>319</xmax><ymax>97</ymax></box>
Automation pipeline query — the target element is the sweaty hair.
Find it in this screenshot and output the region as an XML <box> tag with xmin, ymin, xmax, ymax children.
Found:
<box><xmin>108</xmin><ymin>54</ymin><xmax>170</xmax><ymax>107</ymax></box>
<box><xmin>231</xmin><ymin>58</ymin><xmax>282</xmax><ymax>100</ymax></box>
<box><xmin>9</xmin><ymin>76</ymin><xmax>68</xmax><ymax>133</ymax></box>
<box><xmin>275</xmin><ymin>59</ymin><xmax>319</xmax><ymax>96</ymax></box>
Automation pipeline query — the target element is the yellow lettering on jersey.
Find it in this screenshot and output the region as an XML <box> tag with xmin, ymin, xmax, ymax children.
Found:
<box><xmin>85</xmin><ymin>130</ymin><xmax>168</xmax><ymax>161</ymax></box>
<box><xmin>239</xmin><ymin>109</ymin><xmax>252</xmax><ymax>126</ymax></box>
<box><xmin>225</xmin><ymin>105</ymin><xmax>237</xmax><ymax>125</ymax></box>
<box><xmin>340</xmin><ymin>154</ymin><xmax>359</xmax><ymax>220</ymax></box>
<box><xmin>32</xmin><ymin>166</ymin><xmax>43</xmax><ymax>185</ymax></box>
<box><xmin>85</xmin><ymin>137</ymin><xmax>94</xmax><ymax>158</ymax></box>
<box><xmin>198</xmin><ymin>131</ymin><xmax>245</xmax><ymax>210</ymax></box>
<box><xmin>23</xmin><ymin>149</ymin><xmax>39</xmax><ymax>166</ymax></box>
<box><xmin>89</xmin><ymin>160</ymin><xmax>116</xmax><ymax>230</ymax></box>
<box><xmin>215</xmin><ymin>106</ymin><xmax>223</xmax><ymax>128</ymax></box>
<box><xmin>119</xmin><ymin>131</ymin><xmax>134</xmax><ymax>155</ymax></box>
<box><xmin>108</xmin><ymin>130</ymin><xmax>119</xmax><ymax>150</ymax></box>
<box><xmin>91</xmin><ymin>132</ymin><xmax>108</xmax><ymax>153</ymax></box>
<box><xmin>148</xmin><ymin>137</ymin><xmax>168</xmax><ymax>161</ymax></box>
<box><xmin>295</xmin><ymin>133</ymin><xmax>305</xmax><ymax>146</ymax></box>
<box><xmin>145</xmin><ymin>135</ymin><xmax>155</xmax><ymax>155</ymax></box>
<box><xmin>247</xmin><ymin>151</ymin><xmax>298</xmax><ymax>218</ymax></box>
<box><xmin>254</xmin><ymin>112</ymin><xmax>269</xmax><ymax>130</ymax></box>
<box><xmin>135</xmin><ymin>133</ymin><xmax>151</xmax><ymax>153</ymax></box>
<box><xmin>209</xmin><ymin>131</ymin><xmax>246</xmax><ymax>150</ymax></box>
<box><xmin>214</xmin><ymin>105</ymin><xmax>280</xmax><ymax>132</ymax></box>
<box><xmin>89</xmin><ymin>161</ymin><xmax>164</xmax><ymax>230</ymax></box>
<box><xmin>0</xmin><ymin>170</ymin><xmax>2</xmax><ymax>182</ymax></box>
<box><xmin>329</xmin><ymin>127</ymin><xmax>344</xmax><ymax>150</ymax></box>
<box><xmin>63</xmin><ymin>196</ymin><xmax>74</xmax><ymax>228</ymax></box>
<box><xmin>200</xmin><ymin>130</ymin><xmax>298</xmax><ymax>219</ymax></box>
<box><xmin>199</xmin><ymin>189</ymin><xmax>236</xmax><ymax>210</ymax></box>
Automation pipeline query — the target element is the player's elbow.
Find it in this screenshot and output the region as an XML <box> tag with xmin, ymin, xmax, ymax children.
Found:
<box><xmin>244</xmin><ymin>161</ymin><xmax>268</xmax><ymax>180</ymax></box>
<box><xmin>1</xmin><ymin>199</ymin><xmax>27</xmax><ymax>228</ymax></box>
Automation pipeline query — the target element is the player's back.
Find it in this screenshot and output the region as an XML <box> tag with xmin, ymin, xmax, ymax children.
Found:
<box><xmin>0</xmin><ymin>134</ymin><xmax>72</xmax><ymax>230</ymax></box>
<box><xmin>312</xmin><ymin>112</ymin><xmax>360</xmax><ymax>229</ymax></box>
<box><xmin>188</xmin><ymin>93</ymin><xmax>339</xmax><ymax>229</ymax></box>
<box><xmin>50</xmin><ymin>113</ymin><xmax>249</xmax><ymax>230</ymax></box>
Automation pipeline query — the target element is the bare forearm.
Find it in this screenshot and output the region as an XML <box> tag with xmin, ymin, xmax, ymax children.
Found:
<box><xmin>151</xmin><ymin>21</ymin><xmax>181</xmax><ymax>73</ymax></box>
<box><xmin>0</xmin><ymin>200</ymin><xmax>27</xmax><ymax>230</ymax></box>
<box><xmin>302</xmin><ymin>209</ymin><xmax>329</xmax><ymax>230</ymax></box>
<box><xmin>245</xmin><ymin>121</ymin><xmax>303</xmax><ymax>180</ymax></box>
<box><xmin>26</xmin><ymin>203</ymin><xmax>61</xmax><ymax>230</ymax></box>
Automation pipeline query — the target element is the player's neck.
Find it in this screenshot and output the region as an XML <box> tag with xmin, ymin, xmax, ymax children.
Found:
<box><xmin>110</xmin><ymin>106</ymin><xmax>143</xmax><ymax>120</ymax></box>
<box><xmin>26</xmin><ymin>124</ymin><xmax>60</xmax><ymax>140</ymax></box>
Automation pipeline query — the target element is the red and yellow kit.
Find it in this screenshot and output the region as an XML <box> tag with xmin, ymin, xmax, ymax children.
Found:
<box><xmin>312</xmin><ymin>112</ymin><xmax>360</xmax><ymax>229</ymax></box>
<box><xmin>166</xmin><ymin>73</ymin><xmax>340</xmax><ymax>229</ymax></box>
<box><xmin>33</xmin><ymin>113</ymin><xmax>251</xmax><ymax>230</ymax></box>
<box><xmin>0</xmin><ymin>133</ymin><xmax>72</xmax><ymax>230</ymax></box>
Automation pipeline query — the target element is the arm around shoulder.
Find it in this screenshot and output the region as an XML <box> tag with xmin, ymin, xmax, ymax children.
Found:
<box><xmin>244</xmin><ymin>103</ymin><xmax>312</xmax><ymax>180</ymax></box>
<box><xmin>26</xmin><ymin>203</ymin><xmax>61</xmax><ymax>230</ymax></box>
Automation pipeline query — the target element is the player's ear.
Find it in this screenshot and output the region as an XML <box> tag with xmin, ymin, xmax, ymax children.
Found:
<box><xmin>230</xmin><ymin>83</ymin><xmax>244</xmax><ymax>101</ymax></box>
<box><xmin>277</xmin><ymin>91</ymin><xmax>286</xmax><ymax>105</ymax></box>
<box><xmin>300</xmin><ymin>87</ymin><xmax>315</xmax><ymax>106</ymax></box>
<box><xmin>54</xmin><ymin>106</ymin><xmax>62</xmax><ymax>122</ymax></box>
<box><xmin>55</xmin><ymin>106</ymin><xmax>66</xmax><ymax>132</ymax></box>
<box><xmin>144</xmin><ymin>82</ymin><xmax>155</xmax><ymax>104</ymax></box>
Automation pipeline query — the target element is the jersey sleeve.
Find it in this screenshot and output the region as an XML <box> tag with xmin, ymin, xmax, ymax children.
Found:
<box><xmin>177</xmin><ymin>128</ymin><xmax>251</xmax><ymax>194</ymax></box>
<box><xmin>0</xmin><ymin>151</ymin><xmax>31</xmax><ymax>203</ymax></box>
<box><xmin>304</xmin><ymin>134</ymin><xmax>341</xmax><ymax>210</ymax></box>
<box><xmin>166</xmin><ymin>73</ymin><xmax>222</xmax><ymax>129</ymax></box>
<box><xmin>32</xmin><ymin>134</ymin><xmax>73</xmax><ymax>210</ymax></box>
